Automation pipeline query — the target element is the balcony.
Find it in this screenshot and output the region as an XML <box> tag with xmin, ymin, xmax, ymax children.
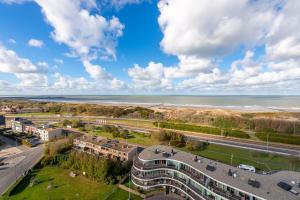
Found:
<box><xmin>133</xmin><ymin>159</ymin><xmax>242</xmax><ymax>200</ymax></box>
<box><xmin>131</xmin><ymin>174</ymin><xmax>200</xmax><ymax>200</ymax></box>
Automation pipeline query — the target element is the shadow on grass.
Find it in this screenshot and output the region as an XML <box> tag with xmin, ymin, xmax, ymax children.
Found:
<box><xmin>9</xmin><ymin>163</ymin><xmax>43</xmax><ymax>196</ymax></box>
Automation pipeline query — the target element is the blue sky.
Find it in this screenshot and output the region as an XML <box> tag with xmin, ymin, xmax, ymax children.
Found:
<box><xmin>0</xmin><ymin>0</ymin><xmax>299</xmax><ymax>95</ymax></box>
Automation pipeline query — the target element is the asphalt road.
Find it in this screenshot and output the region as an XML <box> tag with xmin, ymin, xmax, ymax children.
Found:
<box><xmin>0</xmin><ymin>136</ymin><xmax>44</xmax><ymax>195</ymax></box>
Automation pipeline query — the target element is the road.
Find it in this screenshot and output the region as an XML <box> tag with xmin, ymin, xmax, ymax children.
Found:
<box><xmin>0</xmin><ymin>136</ymin><xmax>44</xmax><ymax>195</ymax></box>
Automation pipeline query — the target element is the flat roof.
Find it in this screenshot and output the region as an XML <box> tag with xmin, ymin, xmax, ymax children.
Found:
<box><xmin>74</xmin><ymin>135</ymin><xmax>137</xmax><ymax>153</ymax></box>
<box><xmin>138</xmin><ymin>145</ymin><xmax>300</xmax><ymax>200</ymax></box>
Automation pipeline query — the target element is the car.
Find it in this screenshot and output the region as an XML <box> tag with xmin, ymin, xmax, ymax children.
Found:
<box><xmin>237</xmin><ymin>164</ymin><xmax>256</xmax><ymax>173</ymax></box>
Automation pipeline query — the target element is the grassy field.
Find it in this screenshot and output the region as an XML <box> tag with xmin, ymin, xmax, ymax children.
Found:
<box><xmin>1</xmin><ymin>166</ymin><xmax>141</xmax><ymax>200</ymax></box>
<box><xmin>90</xmin><ymin>129</ymin><xmax>161</xmax><ymax>147</ymax></box>
<box><xmin>107</xmin><ymin>119</ymin><xmax>155</xmax><ymax>128</ymax></box>
<box><xmin>180</xmin><ymin>144</ymin><xmax>300</xmax><ymax>172</ymax></box>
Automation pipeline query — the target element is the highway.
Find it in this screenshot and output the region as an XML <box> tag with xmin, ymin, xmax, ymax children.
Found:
<box><xmin>0</xmin><ymin>136</ymin><xmax>44</xmax><ymax>195</ymax></box>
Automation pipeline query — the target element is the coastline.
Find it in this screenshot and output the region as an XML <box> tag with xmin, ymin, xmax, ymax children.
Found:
<box><xmin>28</xmin><ymin>98</ymin><xmax>300</xmax><ymax>113</ymax></box>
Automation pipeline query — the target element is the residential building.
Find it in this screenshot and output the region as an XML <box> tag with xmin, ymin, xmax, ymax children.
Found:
<box><xmin>7</xmin><ymin>118</ymin><xmax>65</xmax><ymax>141</ymax></box>
<box><xmin>132</xmin><ymin>145</ymin><xmax>300</xmax><ymax>200</ymax></box>
<box><xmin>73</xmin><ymin>135</ymin><xmax>138</xmax><ymax>161</ymax></box>
<box><xmin>6</xmin><ymin>118</ymin><xmax>32</xmax><ymax>133</ymax></box>
<box><xmin>36</xmin><ymin>128</ymin><xmax>63</xmax><ymax>141</ymax></box>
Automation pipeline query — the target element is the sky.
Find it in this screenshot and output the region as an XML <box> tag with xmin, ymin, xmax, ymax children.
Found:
<box><xmin>0</xmin><ymin>0</ymin><xmax>299</xmax><ymax>95</ymax></box>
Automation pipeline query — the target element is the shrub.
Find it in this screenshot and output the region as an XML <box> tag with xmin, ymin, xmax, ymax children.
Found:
<box><xmin>154</xmin><ymin>121</ymin><xmax>249</xmax><ymax>139</ymax></box>
<box><xmin>255</xmin><ymin>132</ymin><xmax>300</xmax><ymax>145</ymax></box>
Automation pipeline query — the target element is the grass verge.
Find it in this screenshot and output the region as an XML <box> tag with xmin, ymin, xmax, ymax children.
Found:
<box><xmin>1</xmin><ymin>166</ymin><xmax>141</xmax><ymax>200</ymax></box>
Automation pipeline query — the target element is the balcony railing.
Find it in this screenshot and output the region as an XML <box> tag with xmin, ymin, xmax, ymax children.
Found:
<box><xmin>131</xmin><ymin>174</ymin><xmax>200</xmax><ymax>200</ymax></box>
<box><xmin>133</xmin><ymin>159</ymin><xmax>242</xmax><ymax>200</ymax></box>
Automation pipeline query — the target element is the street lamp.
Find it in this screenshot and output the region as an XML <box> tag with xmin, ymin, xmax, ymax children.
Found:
<box><xmin>128</xmin><ymin>173</ymin><xmax>131</xmax><ymax>200</ymax></box>
<box><xmin>267</xmin><ymin>133</ymin><xmax>269</xmax><ymax>152</ymax></box>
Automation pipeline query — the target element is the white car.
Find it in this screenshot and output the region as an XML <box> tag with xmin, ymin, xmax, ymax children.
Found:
<box><xmin>238</xmin><ymin>164</ymin><xmax>256</xmax><ymax>173</ymax></box>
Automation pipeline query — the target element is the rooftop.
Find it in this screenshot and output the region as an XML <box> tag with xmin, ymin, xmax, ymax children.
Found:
<box><xmin>74</xmin><ymin>135</ymin><xmax>137</xmax><ymax>153</ymax></box>
<box><xmin>138</xmin><ymin>145</ymin><xmax>300</xmax><ymax>200</ymax></box>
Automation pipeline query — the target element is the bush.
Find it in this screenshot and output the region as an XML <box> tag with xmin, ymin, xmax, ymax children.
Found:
<box><xmin>255</xmin><ymin>132</ymin><xmax>300</xmax><ymax>145</ymax></box>
<box><xmin>224</xmin><ymin>129</ymin><xmax>250</xmax><ymax>139</ymax></box>
<box><xmin>186</xmin><ymin>140</ymin><xmax>208</xmax><ymax>151</ymax></box>
<box><xmin>154</xmin><ymin>122</ymin><xmax>249</xmax><ymax>139</ymax></box>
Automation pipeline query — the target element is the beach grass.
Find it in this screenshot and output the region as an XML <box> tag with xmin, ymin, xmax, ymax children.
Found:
<box><xmin>1</xmin><ymin>166</ymin><xmax>141</xmax><ymax>200</ymax></box>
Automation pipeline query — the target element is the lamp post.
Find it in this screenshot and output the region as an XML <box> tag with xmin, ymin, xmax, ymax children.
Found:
<box><xmin>267</xmin><ymin>133</ymin><xmax>269</xmax><ymax>152</ymax></box>
<box><xmin>128</xmin><ymin>173</ymin><xmax>131</xmax><ymax>200</ymax></box>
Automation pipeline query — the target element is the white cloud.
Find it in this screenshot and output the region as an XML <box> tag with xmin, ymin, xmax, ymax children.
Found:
<box><xmin>101</xmin><ymin>0</ymin><xmax>144</xmax><ymax>9</ymax></box>
<box><xmin>8</xmin><ymin>38</ymin><xmax>16</xmax><ymax>44</ymax></box>
<box><xmin>158</xmin><ymin>0</ymin><xmax>278</xmax><ymax>58</ymax></box>
<box><xmin>128</xmin><ymin>62</ymin><xmax>173</xmax><ymax>90</ymax></box>
<box><xmin>0</xmin><ymin>44</ymin><xmax>45</xmax><ymax>73</ymax></box>
<box><xmin>53</xmin><ymin>58</ymin><xmax>63</xmax><ymax>64</ymax></box>
<box><xmin>15</xmin><ymin>73</ymin><xmax>48</xmax><ymax>88</ymax></box>
<box><xmin>28</xmin><ymin>39</ymin><xmax>44</xmax><ymax>48</ymax></box>
<box><xmin>0</xmin><ymin>0</ymin><xmax>30</xmax><ymax>4</ymax></box>
<box><xmin>165</xmin><ymin>56</ymin><xmax>213</xmax><ymax>79</ymax></box>
<box><xmin>35</xmin><ymin>0</ymin><xmax>124</xmax><ymax>60</ymax></box>
<box><xmin>82</xmin><ymin>60</ymin><xmax>112</xmax><ymax>80</ymax></box>
<box><xmin>52</xmin><ymin>73</ymin><xmax>94</xmax><ymax>90</ymax></box>
<box><xmin>266</xmin><ymin>0</ymin><xmax>300</xmax><ymax>61</ymax></box>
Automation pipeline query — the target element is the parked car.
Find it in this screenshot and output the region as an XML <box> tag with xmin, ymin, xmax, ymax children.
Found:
<box><xmin>237</xmin><ymin>164</ymin><xmax>256</xmax><ymax>173</ymax></box>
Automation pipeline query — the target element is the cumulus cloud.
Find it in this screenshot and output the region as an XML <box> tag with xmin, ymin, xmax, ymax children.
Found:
<box><xmin>52</xmin><ymin>73</ymin><xmax>95</xmax><ymax>90</ymax></box>
<box><xmin>35</xmin><ymin>0</ymin><xmax>124</xmax><ymax>60</ymax></box>
<box><xmin>15</xmin><ymin>73</ymin><xmax>48</xmax><ymax>88</ymax></box>
<box><xmin>128</xmin><ymin>62</ymin><xmax>172</xmax><ymax>90</ymax></box>
<box><xmin>28</xmin><ymin>39</ymin><xmax>44</xmax><ymax>47</ymax></box>
<box><xmin>0</xmin><ymin>44</ymin><xmax>46</xmax><ymax>73</ymax></box>
<box><xmin>266</xmin><ymin>0</ymin><xmax>300</xmax><ymax>61</ymax></box>
<box><xmin>82</xmin><ymin>60</ymin><xmax>112</xmax><ymax>80</ymax></box>
<box><xmin>158</xmin><ymin>0</ymin><xmax>278</xmax><ymax>58</ymax></box>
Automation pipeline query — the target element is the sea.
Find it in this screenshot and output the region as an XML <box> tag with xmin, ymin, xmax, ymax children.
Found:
<box><xmin>12</xmin><ymin>95</ymin><xmax>300</xmax><ymax>112</ymax></box>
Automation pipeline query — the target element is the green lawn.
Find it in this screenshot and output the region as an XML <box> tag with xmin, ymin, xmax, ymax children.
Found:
<box><xmin>90</xmin><ymin>129</ymin><xmax>161</xmax><ymax>147</ymax></box>
<box><xmin>180</xmin><ymin>144</ymin><xmax>300</xmax><ymax>172</ymax></box>
<box><xmin>1</xmin><ymin>166</ymin><xmax>141</xmax><ymax>200</ymax></box>
<box><xmin>107</xmin><ymin>119</ymin><xmax>155</xmax><ymax>128</ymax></box>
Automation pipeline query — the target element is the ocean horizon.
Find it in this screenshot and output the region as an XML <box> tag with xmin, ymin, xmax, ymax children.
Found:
<box><xmin>2</xmin><ymin>95</ymin><xmax>300</xmax><ymax>112</ymax></box>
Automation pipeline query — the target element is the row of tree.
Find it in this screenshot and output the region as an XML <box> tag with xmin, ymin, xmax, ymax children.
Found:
<box><xmin>42</xmin><ymin>139</ymin><xmax>131</xmax><ymax>184</ymax></box>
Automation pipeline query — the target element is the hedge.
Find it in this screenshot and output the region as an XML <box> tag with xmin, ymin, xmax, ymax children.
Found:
<box><xmin>255</xmin><ymin>132</ymin><xmax>300</xmax><ymax>145</ymax></box>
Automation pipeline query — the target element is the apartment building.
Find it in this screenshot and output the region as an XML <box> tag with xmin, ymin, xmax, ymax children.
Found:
<box><xmin>132</xmin><ymin>145</ymin><xmax>300</xmax><ymax>200</ymax></box>
<box><xmin>6</xmin><ymin>118</ymin><xmax>32</xmax><ymax>133</ymax></box>
<box><xmin>73</xmin><ymin>135</ymin><xmax>138</xmax><ymax>161</ymax></box>
<box><xmin>7</xmin><ymin>118</ymin><xmax>64</xmax><ymax>141</ymax></box>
